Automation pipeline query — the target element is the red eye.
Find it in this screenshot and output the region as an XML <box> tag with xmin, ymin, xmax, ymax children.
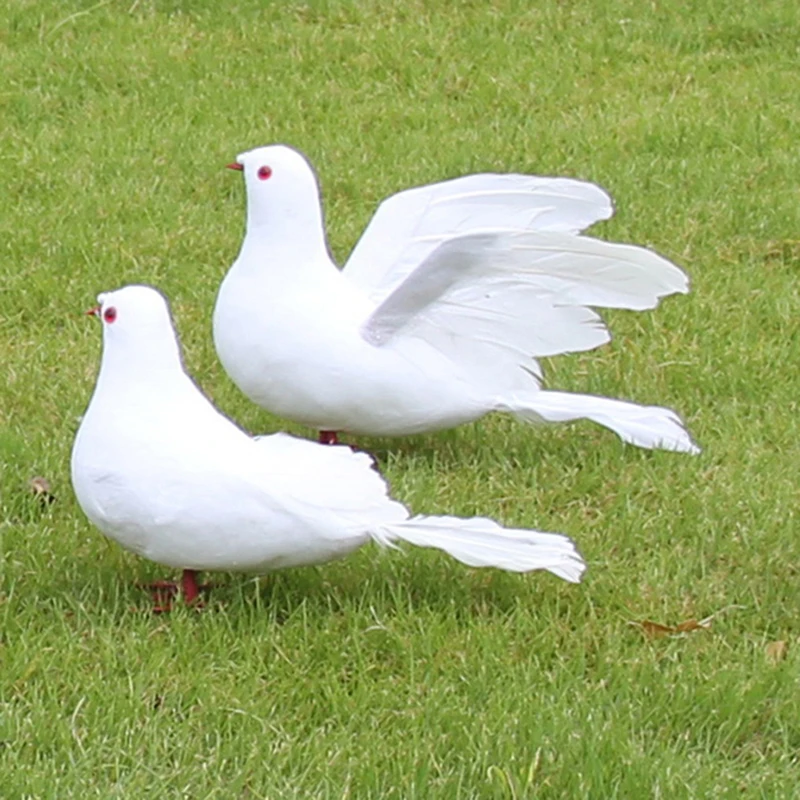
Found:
<box><xmin>257</xmin><ymin>165</ymin><xmax>272</xmax><ymax>181</ymax></box>
<box><xmin>103</xmin><ymin>306</ymin><xmax>117</xmax><ymax>324</ymax></box>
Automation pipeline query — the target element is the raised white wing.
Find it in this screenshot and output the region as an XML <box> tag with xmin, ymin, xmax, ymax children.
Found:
<box><xmin>342</xmin><ymin>173</ymin><xmax>614</xmax><ymax>301</ymax></box>
<box><xmin>360</xmin><ymin>232</ymin><xmax>689</xmax><ymax>392</ymax></box>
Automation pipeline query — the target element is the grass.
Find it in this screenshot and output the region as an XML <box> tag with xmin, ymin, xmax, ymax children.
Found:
<box><xmin>2</xmin><ymin>0</ymin><xmax>800</xmax><ymax>795</ymax></box>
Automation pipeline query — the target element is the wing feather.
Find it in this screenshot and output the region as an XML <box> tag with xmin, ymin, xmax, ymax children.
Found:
<box><xmin>360</xmin><ymin>231</ymin><xmax>688</xmax><ymax>393</ymax></box>
<box><xmin>343</xmin><ymin>174</ymin><xmax>614</xmax><ymax>300</ymax></box>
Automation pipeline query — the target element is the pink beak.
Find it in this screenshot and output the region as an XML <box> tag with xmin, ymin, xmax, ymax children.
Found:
<box><xmin>226</xmin><ymin>162</ymin><xmax>243</xmax><ymax>171</ymax></box>
<box><xmin>86</xmin><ymin>306</ymin><xmax>100</xmax><ymax>317</ymax></box>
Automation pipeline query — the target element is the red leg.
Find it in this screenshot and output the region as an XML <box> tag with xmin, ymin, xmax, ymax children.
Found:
<box><xmin>139</xmin><ymin>569</ymin><xmax>212</xmax><ymax>612</ymax></box>
<box><xmin>319</xmin><ymin>430</ymin><xmax>339</xmax><ymax>445</ymax></box>
<box><xmin>181</xmin><ymin>569</ymin><xmax>201</xmax><ymax>604</ymax></box>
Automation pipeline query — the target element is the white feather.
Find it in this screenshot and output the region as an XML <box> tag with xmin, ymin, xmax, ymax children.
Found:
<box><xmin>213</xmin><ymin>144</ymin><xmax>698</xmax><ymax>452</ymax></box>
<box><xmin>361</xmin><ymin>231</ymin><xmax>688</xmax><ymax>396</ymax></box>
<box><xmin>73</xmin><ymin>285</ymin><xmax>586</xmax><ymax>582</ymax></box>
<box><xmin>344</xmin><ymin>173</ymin><xmax>614</xmax><ymax>300</ymax></box>
<box><xmin>378</xmin><ymin>516</ymin><xmax>586</xmax><ymax>583</ymax></box>
<box><xmin>503</xmin><ymin>391</ymin><xmax>700</xmax><ymax>454</ymax></box>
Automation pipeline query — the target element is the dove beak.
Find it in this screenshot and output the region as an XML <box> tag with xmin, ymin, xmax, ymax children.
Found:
<box><xmin>226</xmin><ymin>162</ymin><xmax>244</xmax><ymax>171</ymax></box>
<box><xmin>86</xmin><ymin>305</ymin><xmax>101</xmax><ymax>317</ymax></box>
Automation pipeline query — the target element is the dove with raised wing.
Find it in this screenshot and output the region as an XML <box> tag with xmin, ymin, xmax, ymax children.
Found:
<box><xmin>214</xmin><ymin>145</ymin><xmax>699</xmax><ymax>453</ymax></box>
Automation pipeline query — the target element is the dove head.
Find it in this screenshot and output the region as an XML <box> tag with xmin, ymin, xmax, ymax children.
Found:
<box><xmin>232</xmin><ymin>144</ymin><xmax>327</xmax><ymax>255</ymax></box>
<box><xmin>92</xmin><ymin>285</ymin><xmax>184</xmax><ymax>382</ymax></box>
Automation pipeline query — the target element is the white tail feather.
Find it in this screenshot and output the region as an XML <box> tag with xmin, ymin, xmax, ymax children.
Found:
<box><xmin>376</xmin><ymin>515</ymin><xmax>586</xmax><ymax>583</ymax></box>
<box><xmin>504</xmin><ymin>390</ymin><xmax>700</xmax><ymax>453</ymax></box>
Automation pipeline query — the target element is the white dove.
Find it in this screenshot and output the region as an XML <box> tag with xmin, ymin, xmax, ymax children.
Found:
<box><xmin>214</xmin><ymin>145</ymin><xmax>699</xmax><ymax>452</ymax></box>
<box><xmin>71</xmin><ymin>285</ymin><xmax>586</xmax><ymax>608</ymax></box>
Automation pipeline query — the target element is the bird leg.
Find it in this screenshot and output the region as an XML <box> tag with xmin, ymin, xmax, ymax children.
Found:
<box><xmin>318</xmin><ymin>429</ymin><xmax>379</xmax><ymax>463</ymax></box>
<box><xmin>319</xmin><ymin>430</ymin><xmax>339</xmax><ymax>445</ymax></box>
<box><xmin>140</xmin><ymin>569</ymin><xmax>212</xmax><ymax>612</ymax></box>
<box><xmin>181</xmin><ymin>569</ymin><xmax>202</xmax><ymax>604</ymax></box>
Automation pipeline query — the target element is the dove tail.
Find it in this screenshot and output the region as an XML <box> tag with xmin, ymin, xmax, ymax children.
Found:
<box><xmin>374</xmin><ymin>516</ymin><xmax>586</xmax><ymax>583</ymax></box>
<box><xmin>502</xmin><ymin>390</ymin><xmax>700</xmax><ymax>454</ymax></box>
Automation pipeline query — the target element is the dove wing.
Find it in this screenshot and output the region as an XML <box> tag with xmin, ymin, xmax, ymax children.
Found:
<box><xmin>342</xmin><ymin>173</ymin><xmax>614</xmax><ymax>302</ymax></box>
<box><xmin>359</xmin><ymin>231</ymin><xmax>689</xmax><ymax>392</ymax></box>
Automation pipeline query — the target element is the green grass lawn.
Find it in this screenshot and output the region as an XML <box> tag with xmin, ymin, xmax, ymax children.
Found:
<box><xmin>2</xmin><ymin>0</ymin><xmax>799</xmax><ymax>796</ymax></box>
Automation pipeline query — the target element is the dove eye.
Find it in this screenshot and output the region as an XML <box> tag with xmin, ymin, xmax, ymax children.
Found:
<box><xmin>257</xmin><ymin>166</ymin><xmax>272</xmax><ymax>181</ymax></box>
<box><xmin>103</xmin><ymin>307</ymin><xmax>117</xmax><ymax>324</ymax></box>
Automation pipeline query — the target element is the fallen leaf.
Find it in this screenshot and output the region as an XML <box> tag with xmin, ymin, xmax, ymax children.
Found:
<box><xmin>635</xmin><ymin>620</ymin><xmax>676</xmax><ymax>638</ymax></box>
<box><xmin>630</xmin><ymin>605</ymin><xmax>744</xmax><ymax>639</ymax></box>
<box><xmin>29</xmin><ymin>476</ymin><xmax>56</xmax><ymax>505</ymax></box>
<box><xmin>766</xmin><ymin>640</ymin><xmax>788</xmax><ymax>664</ymax></box>
<box><xmin>675</xmin><ymin>618</ymin><xmax>712</xmax><ymax>633</ymax></box>
<box><xmin>635</xmin><ymin>618</ymin><xmax>710</xmax><ymax>638</ymax></box>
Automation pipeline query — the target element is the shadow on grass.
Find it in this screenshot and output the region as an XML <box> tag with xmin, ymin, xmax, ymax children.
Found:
<box><xmin>42</xmin><ymin>549</ymin><xmax>579</xmax><ymax>632</ymax></box>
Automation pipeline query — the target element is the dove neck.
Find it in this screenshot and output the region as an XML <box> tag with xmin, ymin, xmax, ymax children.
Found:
<box><xmin>243</xmin><ymin>199</ymin><xmax>330</xmax><ymax>266</ymax></box>
<box><xmin>96</xmin><ymin>330</ymin><xmax>188</xmax><ymax>397</ymax></box>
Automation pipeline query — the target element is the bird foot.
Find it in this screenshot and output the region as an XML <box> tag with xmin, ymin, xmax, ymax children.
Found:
<box><xmin>319</xmin><ymin>430</ymin><xmax>339</xmax><ymax>445</ymax></box>
<box><xmin>137</xmin><ymin>570</ymin><xmax>213</xmax><ymax>612</ymax></box>
<box><xmin>318</xmin><ymin>430</ymin><xmax>375</xmax><ymax>460</ymax></box>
